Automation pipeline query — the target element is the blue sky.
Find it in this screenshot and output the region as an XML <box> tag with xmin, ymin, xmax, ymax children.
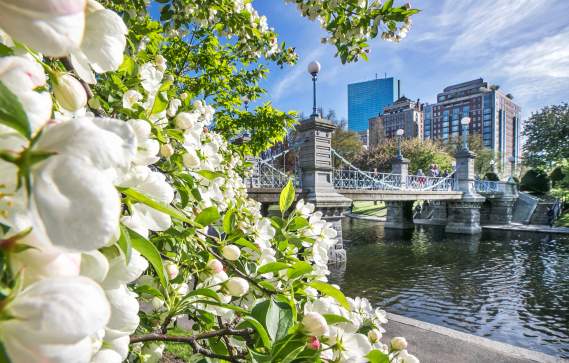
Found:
<box><xmin>253</xmin><ymin>0</ymin><xmax>569</xmax><ymax>121</ymax></box>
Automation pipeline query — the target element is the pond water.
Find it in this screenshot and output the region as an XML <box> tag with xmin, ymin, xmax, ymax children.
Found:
<box><xmin>329</xmin><ymin>219</ymin><xmax>569</xmax><ymax>358</ymax></box>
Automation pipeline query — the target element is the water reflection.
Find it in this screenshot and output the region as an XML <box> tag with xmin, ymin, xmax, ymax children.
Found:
<box><xmin>329</xmin><ymin>219</ymin><xmax>569</xmax><ymax>358</ymax></box>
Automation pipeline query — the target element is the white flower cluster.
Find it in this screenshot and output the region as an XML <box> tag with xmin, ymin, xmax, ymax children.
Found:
<box><xmin>0</xmin><ymin>1</ymin><xmax>151</xmax><ymax>362</ymax></box>
<box><xmin>0</xmin><ymin>1</ymin><xmax>417</xmax><ymax>362</ymax></box>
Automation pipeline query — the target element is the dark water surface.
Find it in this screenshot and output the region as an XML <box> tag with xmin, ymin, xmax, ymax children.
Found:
<box><xmin>329</xmin><ymin>219</ymin><xmax>569</xmax><ymax>358</ymax></box>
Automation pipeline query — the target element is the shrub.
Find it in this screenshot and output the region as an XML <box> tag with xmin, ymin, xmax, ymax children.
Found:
<box><xmin>550</xmin><ymin>166</ymin><xmax>567</xmax><ymax>187</ymax></box>
<box><xmin>484</xmin><ymin>172</ymin><xmax>500</xmax><ymax>181</ymax></box>
<box><xmin>520</xmin><ymin>169</ymin><xmax>551</xmax><ymax>194</ymax></box>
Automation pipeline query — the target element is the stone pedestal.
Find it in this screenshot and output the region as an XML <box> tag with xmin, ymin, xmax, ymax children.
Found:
<box><xmin>392</xmin><ymin>157</ymin><xmax>410</xmax><ymax>188</ymax></box>
<box><xmin>445</xmin><ymin>149</ymin><xmax>485</xmax><ymax>234</ymax></box>
<box><xmin>420</xmin><ymin>200</ymin><xmax>447</xmax><ymax>225</ymax></box>
<box><xmin>446</xmin><ymin>197</ymin><xmax>485</xmax><ymax>234</ymax></box>
<box><xmin>385</xmin><ymin>200</ymin><xmax>415</xmax><ymax>229</ymax></box>
<box><xmin>488</xmin><ymin>198</ymin><xmax>516</xmax><ymax>224</ymax></box>
<box><xmin>431</xmin><ymin>201</ymin><xmax>448</xmax><ymax>225</ymax></box>
<box><xmin>297</xmin><ymin>116</ymin><xmax>352</xmax><ymax>263</ymax></box>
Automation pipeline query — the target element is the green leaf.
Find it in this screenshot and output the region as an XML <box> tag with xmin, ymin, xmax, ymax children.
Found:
<box><xmin>366</xmin><ymin>349</ymin><xmax>390</xmax><ymax>363</ymax></box>
<box><xmin>0</xmin><ymin>44</ymin><xmax>14</xmax><ymax>57</ymax></box>
<box><xmin>252</xmin><ymin>299</ymin><xmax>294</xmax><ymax>343</ymax></box>
<box><xmin>233</xmin><ymin>237</ymin><xmax>259</xmax><ymax>251</ymax></box>
<box><xmin>322</xmin><ymin>313</ymin><xmax>351</xmax><ymax>325</ymax></box>
<box><xmin>121</xmin><ymin>188</ymin><xmax>192</xmax><ymax>224</ymax></box>
<box><xmin>287</xmin><ymin>216</ymin><xmax>309</xmax><ymax>231</ymax></box>
<box><xmin>134</xmin><ymin>284</ymin><xmax>164</xmax><ymax>299</ymax></box>
<box><xmin>382</xmin><ymin>0</ymin><xmax>394</xmax><ymax>11</ymax></box>
<box><xmin>223</xmin><ymin>208</ymin><xmax>236</xmax><ymax>234</ymax></box>
<box><xmin>150</xmin><ymin>91</ymin><xmax>169</xmax><ymax>115</ymax></box>
<box><xmin>194</xmin><ymin>300</ymin><xmax>248</xmax><ymax>314</ymax></box>
<box><xmin>127</xmin><ymin>228</ymin><xmax>168</xmax><ymax>289</ymax></box>
<box><xmin>195</xmin><ymin>206</ymin><xmax>221</xmax><ymax>226</ymax></box>
<box><xmin>257</xmin><ymin>262</ymin><xmax>289</xmax><ymax>275</ymax></box>
<box><xmin>0</xmin><ymin>341</ymin><xmax>12</xmax><ymax>363</ymax></box>
<box><xmin>117</xmin><ymin>224</ymin><xmax>133</xmax><ymax>263</ymax></box>
<box><xmin>309</xmin><ymin>281</ymin><xmax>350</xmax><ymax>310</ymax></box>
<box><xmin>279</xmin><ymin>179</ymin><xmax>295</xmax><ymax>214</ymax></box>
<box><xmin>187</xmin><ymin>288</ymin><xmax>220</xmax><ymax>301</ymax></box>
<box><xmin>243</xmin><ymin>316</ymin><xmax>272</xmax><ymax>349</ymax></box>
<box><xmin>287</xmin><ymin>261</ymin><xmax>312</xmax><ymax>279</ymax></box>
<box><xmin>197</xmin><ymin>170</ymin><xmax>225</xmax><ymax>180</ymax></box>
<box><xmin>0</xmin><ymin>81</ymin><xmax>30</xmax><ymax>138</ymax></box>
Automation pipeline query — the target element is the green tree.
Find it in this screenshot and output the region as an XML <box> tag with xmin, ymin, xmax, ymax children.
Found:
<box><xmin>354</xmin><ymin>138</ymin><xmax>453</xmax><ymax>174</ymax></box>
<box><xmin>523</xmin><ymin>103</ymin><xmax>569</xmax><ymax>168</ymax></box>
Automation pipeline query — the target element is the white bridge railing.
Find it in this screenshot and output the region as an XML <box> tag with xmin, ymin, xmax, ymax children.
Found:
<box><xmin>333</xmin><ymin>169</ymin><xmax>401</xmax><ymax>190</ymax></box>
<box><xmin>474</xmin><ymin>180</ymin><xmax>500</xmax><ymax>193</ymax></box>
<box><xmin>247</xmin><ymin>148</ymin><xmax>456</xmax><ymax>192</ymax></box>
<box><xmin>244</xmin><ymin>159</ymin><xmax>299</xmax><ymax>189</ymax></box>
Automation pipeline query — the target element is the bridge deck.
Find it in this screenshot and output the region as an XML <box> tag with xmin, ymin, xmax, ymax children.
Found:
<box><xmin>337</xmin><ymin>189</ymin><xmax>463</xmax><ymax>201</ymax></box>
<box><xmin>247</xmin><ymin>188</ymin><xmax>463</xmax><ymax>203</ymax></box>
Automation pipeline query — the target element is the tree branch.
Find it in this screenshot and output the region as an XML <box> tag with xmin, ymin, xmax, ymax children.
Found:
<box><xmin>130</xmin><ymin>327</ymin><xmax>254</xmax><ymax>362</ymax></box>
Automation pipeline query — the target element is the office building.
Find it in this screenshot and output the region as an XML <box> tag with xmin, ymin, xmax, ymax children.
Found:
<box><xmin>348</xmin><ymin>77</ymin><xmax>400</xmax><ymax>132</ymax></box>
<box><xmin>430</xmin><ymin>79</ymin><xmax>521</xmax><ymax>166</ymax></box>
<box><xmin>368</xmin><ymin>96</ymin><xmax>424</xmax><ymax>147</ymax></box>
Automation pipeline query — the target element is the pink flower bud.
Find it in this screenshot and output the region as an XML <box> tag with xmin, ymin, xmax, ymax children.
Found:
<box><xmin>206</xmin><ymin>259</ymin><xmax>223</xmax><ymax>273</ymax></box>
<box><xmin>307</xmin><ymin>336</ymin><xmax>320</xmax><ymax>350</ymax></box>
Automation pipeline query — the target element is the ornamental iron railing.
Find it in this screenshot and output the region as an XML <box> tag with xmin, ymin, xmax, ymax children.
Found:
<box><xmin>474</xmin><ymin>180</ymin><xmax>500</xmax><ymax>193</ymax></box>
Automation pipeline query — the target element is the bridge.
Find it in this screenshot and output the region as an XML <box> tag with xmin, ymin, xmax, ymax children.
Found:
<box><xmin>244</xmin><ymin>116</ymin><xmax>518</xmax><ymax>261</ymax></box>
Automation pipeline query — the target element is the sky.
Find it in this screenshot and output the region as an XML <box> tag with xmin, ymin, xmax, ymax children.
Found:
<box><xmin>252</xmin><ymin>0</ymin><xmax>569</xmax><ymax>121</ymax></box>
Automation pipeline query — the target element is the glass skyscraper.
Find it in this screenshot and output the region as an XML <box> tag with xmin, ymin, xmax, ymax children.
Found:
<box><xmin>347</xmin><ymin>77</ymin><xmax>400</xmax><ymax>132</ymax></box>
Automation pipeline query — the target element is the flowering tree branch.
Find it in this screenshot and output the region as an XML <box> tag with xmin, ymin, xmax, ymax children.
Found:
<box><xmin>130</xmin><ymin>327</ymin><xmax>254</xmax><ymax>362</ymax></box>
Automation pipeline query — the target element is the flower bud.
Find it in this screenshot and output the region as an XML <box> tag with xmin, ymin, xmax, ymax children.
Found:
<box><xmin>225</xmin><ymin>277</ymin><xmax>249</xmax><ymax>297</ymax></box>
<box><xmin>53</xmin><ymin>73</ymin><xmax>87</xmax><ymax>111</ymax></box>
<box><xmin>180</xmin><ymin>92</ymin><xmax>188</xmax><ymax>100</ymax></box>
<box><xmin>160</xmin><ymin>143</ymin><xmax>174</xmax><ymax>158</ymax></box>
<box><xmin>390</xmin><ymin>336</ymin><xmax>408</xmax><ymax>351</ymax></box>
<box><xmin>222</xmin><ymin>245</ymin><xmax>241</xmax><ymax>261</ymax></box>
<box><xmin>207</xmin><ymin>259</ymin><xmax>223</xmax><ymax>274</ymax></box>
<box><xmin>165</xmin><ymin>262</ymin><xmax>179</xmax><ymax>280</ymax></box>
<box><xmin>172</xmin><ymin>283</ymin><xmax>189</xmax><ymax>296</ymax></box>
<box><xmin>175</xmin><ymin>112</ymin><xmax>199</xmax><ymax>129</ymax></box>
<box><xmin>302</xmin><ymin>312</ymin><xmax>329</xmax><ymax>337</ymax></box>
<box><xmin>151</xmin><ymin>296</ymin><xmax>165</xmax><ymax>310</ymax></box>
<box><xmin>307</xmin><ymin>336</ymin><xmax>320</xmax><ymax>350</ymax></box>
<box><xmin>368</xmin><ymin>329</ymin><xmax>382</xmax><ymax>343</ymax></box>
<box><xmin>182</xmin><ymin>150</ymin><xmax>200</xmax><ymax>169</ymax></box>
<box><xmin>155</xmin><ymin>54</ymin><xmax>167</xmax><ymax>72</ymax></box>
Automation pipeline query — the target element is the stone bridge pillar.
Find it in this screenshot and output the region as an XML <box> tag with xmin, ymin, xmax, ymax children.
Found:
<box><xmin>297</xmin><ymin>115</ymin><xmax>352</xmax><ymax>263</ymax></box>
<box><xmin>391</xmin><ymin>157</ymin><xmax>409</xmax><ymax>188</ymax></box>
<box><xmin>487</xmin><ymin>181</ymin><xmax>518</xmax><ymax>225</ymax></box>
<box><xmin>445</xmin><ymin>149</ymin><xmax>485</xmax><ymax>234</ymax></box>
<box><xmin>385</xmin><ymin>201</ymin><xmax>415</xmax><ymax>229</ymax></box>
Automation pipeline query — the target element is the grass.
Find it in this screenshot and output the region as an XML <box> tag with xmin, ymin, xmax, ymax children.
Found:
<box><xmin>555</xmin><ymin>212</ymin><xmax>569</xmax><ymax>227</ymax></box>
<box><xmin>350</xmin><ymin>201</ymin><xmax>387</xmax><ymax>217</ymax></box>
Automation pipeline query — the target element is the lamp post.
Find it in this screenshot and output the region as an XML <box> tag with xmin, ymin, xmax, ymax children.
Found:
<box><xmin>395</xmin><ymin>128</ymin><xmax>404</xmax><ymax>160</ymax></box>
<box><xmin>242</xmin><ymin>95</ymin><xmax>250</xmax><ymax>112</ymax></box>
<box><xmin>460</xmin><ymin>116</ymin><xmax>471</xmax><ymax>151</ymax></box>
<box><xmin>508</xmin><ymin>155</ymin><xmax>516</xmax><ymax>181</ymax></box>
<box><xmin>490</xmin><ymin>159</ymin><xmax>496</xmax><ymax>174</ymax></box>
<box><xmin>307</xmin><ymin>60</ymin><xmax>321</xmax><ymax>117</ymax></box>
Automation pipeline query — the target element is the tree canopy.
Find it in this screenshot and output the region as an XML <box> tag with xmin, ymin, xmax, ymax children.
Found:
<box><xmin>354</xmin><ymin>138</ymin><xmax>454</xmax><ymax>174</ymax></box>
<box><xmin>523</xmin><ymin>103</ymin><xmax>569</xmax><ymax>169</ymax></box>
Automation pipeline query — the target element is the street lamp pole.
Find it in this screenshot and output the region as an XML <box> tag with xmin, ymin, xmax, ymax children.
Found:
<box><xmin>395</xmin><ymin>128</ymin><xmax>404</xmax><ymax>160</ymax></box>
<box><xmin>242</xmin><ymin>95</ymin><xmax>249</xmax><ymax>112</ymax></box>
<box><xmin>307</xmin><ymin>61</ymin><xmax>321</xmax><ymax>117</ymax></box>
<box><xmin>460</xmin><ymin>116</ymin><xmax>471</xmax><ymax>151</ymax></box>
<box><xmin>508</xmin><ymin>155</ymin><xmax>516</xmax><ymax>181</ymax></box>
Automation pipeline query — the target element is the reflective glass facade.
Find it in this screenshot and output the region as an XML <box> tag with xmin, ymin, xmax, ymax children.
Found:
<box><xmin>347</xmin><ymin>78</ymin><xmax>399</xmax><ymax>132</ymax></box>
